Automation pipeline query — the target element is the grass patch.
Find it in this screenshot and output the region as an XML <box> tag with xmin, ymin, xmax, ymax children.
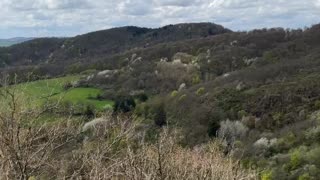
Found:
<box><xmin>15</xmin><ymin>76</ymin><xmax>78</xmax><ymax>99</ymax></box>
<box><xmin>56</xmin><ymin>88</ymin><xmax>114</xmax><ymax>110</ymax></box>
<box><xmin>2</xmin><ymin>76</ymin><xmax>113</xmax><ymax>111</ymax></box>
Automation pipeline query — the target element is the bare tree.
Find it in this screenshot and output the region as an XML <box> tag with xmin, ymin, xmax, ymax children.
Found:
<box><xmin>0</xmin><ymin>86</ymin><xmax>78</xmax><ymax>179</ymax></box>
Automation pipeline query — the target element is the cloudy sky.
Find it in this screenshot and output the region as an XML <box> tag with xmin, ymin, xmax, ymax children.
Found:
<box><xmin>0</xmin><ymin>0</ymin><xmax>320</xmax><ymax>38</ymax></box>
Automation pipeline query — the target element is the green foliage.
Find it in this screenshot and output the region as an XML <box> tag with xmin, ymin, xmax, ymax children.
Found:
<box><xmin>192</xmin><ymin>74</ymin><xmax>201</xmax><ymax>84</ymax></box>
<box><xmin>289</xmin><ymin>147</ymin><xmax>305</xmax><ymax>170</ymax></box>
<box><xmin>171</xmin><ymin>90</ymin><xmax>178</xmax><ymax>97</ymax></box>
<box><xmin>305</xmin><ymin>126</ymin><xmax>320</xmax><ymax>142</ymax></box>
<box><xmin>314</xmin><ymin>100</ymin><xmax>320</xmax><ymax>109</ymax></box>
<box><xmin>272</xmin><ymin>112</ymin><xmax>283</xmax><ymax>127</ymax></box>
<box><xmin>237</xmin><ymin>110</ymin><xmax>248</xmax><ymax>118</ymax></box>
<box><xmin>275</xmin><ymin>132</ymin><xmax>297</xmax><ymax>152</ymax></box>
<box><xmin>261</xmin><ymin>170</ymin><xmax>273</xmax><ymax>180</ymax></box>
<box><xmin>215</xmin><ymin>88</ymin><xmax>243</xmax><ymax>119</ymax></box>
<box><xmin>298</xmin><ymin>173</ymin><xmax>312</xmax><ymax>180</ymax></box>
<box><xmin>196</xmin><ymin>87</ymin><xmax>205</xmax><ymax>96</ymax></box>
<box><xmin>178</xmin><ymin>94</ymin><xmax>187</xmax><ymax>101</ymax></box>
<box><xmin>306</xmin><ymin>147</ymin><xmax>320</xmax><ymax>166</ymax></box>
<box><xmin>134</xmin><ymin>103</ymin><xmax>146</xmax><ymax>117</ymax></box>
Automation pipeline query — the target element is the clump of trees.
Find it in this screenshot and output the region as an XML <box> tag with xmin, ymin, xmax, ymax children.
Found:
<box><xmin>113</xmin><ymin>96</ymin><xmax>136</xmax><ymax>113</ymax></box>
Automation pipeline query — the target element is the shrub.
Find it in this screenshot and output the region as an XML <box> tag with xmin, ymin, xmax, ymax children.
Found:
<box><xmin>237</xmin><ymin>110</ymin><xmax>248</xmax><ymax>119</ymax></box>
<box><xmin>218</xmin><ymin>120</ymin><xmax>248</xmax><ymax>145</ymax></box>
<box><xmin>305</xmin><ymin>126</ymin><xmax>320</xmax><ymax>141</ymax></box>
<box><xmin>289</xmin><ymin>147</ymin><xmax>306</xmax><ymax>170</ymax></box>
<box><xmin>196</xmin><ymin>87</ymin><xmax>205</xmax><ymax>96</ymax></box>
<box><xmin>305</xmin><ymin>147</ymin><xmax>320</xmax><ymax>166</ymax></box>
<box><xmin>171</xmin><ymin>90</ymin><xmax>178</xmax><ymax>97</ymax></box>
<box><xmin>192</xmin><ymin>74</ymin><xmax>201</xmax><ymax>84</ymax></box>
<box><xmin>298</xmin><ymin>173</ymin><xmax>312</xmax><ymax>180</ymax></box>
<box><xmin>241</xmin><ymin>116</ymin><xmax>256</xmax><ymax>129</ymax></box>
<box><xmin>261</xmin><ymin>170</ymin><xmax>273</xmax><ymax>180</ymax></box>
<box><xmin>113</xmin><ymin>96</ymin><xmax>136</xmax><ymax>113</ymax></box>
<box><xmin>154</xmin><ymin>104</ymin><xmax>167</xmax><ymax>127</ymax></box>
<box><xmin>178</xmin><ymin>94</ymin><xmax>187</xmax><ymax>101</ymax></box>
<box><xmin>207</xmin><ymin>109</ymin><xmax>225</xmax><ymax>137</ymax></box>
<box><xmin>63</xmin><ymin>82</ymin><xmax>73</xmax><ymax>90</ymax></box>
<box><xmin>137</xmin><ymin>93</ymin><xmax>148</xmax><ymax>102</ymax></box>
<box><xmin>84</xmin><ymin>104</ymin><xmax>95</xmax><ymax>118</ymax></box>
<box><xmin>254</xmin><ymin>138</ymin><xmax>270</xmax><ymax>149</ymax></box>
<box><xmin>314</xmin><ymin>100</ymin><xmax>320</xmax><ymax>109</ymax></box>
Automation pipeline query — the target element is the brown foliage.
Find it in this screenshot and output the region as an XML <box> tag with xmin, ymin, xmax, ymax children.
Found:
<box><xmin>0</xmin><ymin>86</ymin><xmax>256</xmax><ymax>179</ymax></box>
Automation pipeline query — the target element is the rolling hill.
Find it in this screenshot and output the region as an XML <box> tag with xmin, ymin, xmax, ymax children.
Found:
<box><xmin>2</xmin><ymin>22</ymin><xmax>320</xmax><ymax>179</ymax></box>
<box><xmin>0</xmin><ymin>23</ymin><xmax>230</xmax><ymax>67</ymax></box>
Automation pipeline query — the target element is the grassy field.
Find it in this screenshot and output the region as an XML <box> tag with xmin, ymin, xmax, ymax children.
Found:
<box><xmin>56</xmin><ymin>88</ymin><xmax>113</xmax><ymax>110</ymax></box>
<box><xmin>8</xmin><ymin>76</ymin><xmax>113</xmax><ymax>110</ymax></box>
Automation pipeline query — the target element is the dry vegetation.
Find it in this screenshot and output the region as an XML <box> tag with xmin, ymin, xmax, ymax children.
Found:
<box><xmin>0</xmin><ymin>85</ymin><xmax>256</xmax><ymax>179</ymax></box>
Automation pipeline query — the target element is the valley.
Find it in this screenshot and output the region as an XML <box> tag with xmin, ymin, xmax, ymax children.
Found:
<box><xmin>1</xmin><ymin>22</ymin><xmax>320</xmax><ymax>179</ymax></box>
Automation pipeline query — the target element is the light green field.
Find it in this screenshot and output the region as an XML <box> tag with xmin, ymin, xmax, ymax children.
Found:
<box><xmin>56</xmin><ymin>88</ymin><xmax>114</xmax><ymax>110</ymax></box>
<box><xmin>8</xmin><ymin>76</ymin><xmax>113</xmax><ymax>110</ymax></box>
<box><xmin>15</xmin><ymin>76</ymin><xmax>78</xmax><ymax>98</ymax></box>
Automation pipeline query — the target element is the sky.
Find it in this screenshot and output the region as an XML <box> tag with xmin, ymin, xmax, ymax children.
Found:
<box><xmin>0</xmin><ymin>0</ymin><xmax>320</xmax><ymax>38</ymax></box>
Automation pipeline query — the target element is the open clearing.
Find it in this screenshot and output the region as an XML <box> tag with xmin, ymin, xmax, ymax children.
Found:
<box><xmin>7</xmin><ymin>76</ymin><xmax>113</xmax><ymax>110</ymax></box>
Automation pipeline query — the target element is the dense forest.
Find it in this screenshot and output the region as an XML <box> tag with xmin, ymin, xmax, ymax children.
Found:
<box><xmin>1</xmin><ymin>22</ymin><xmax>320</xmax><ymax>179</ymax></box>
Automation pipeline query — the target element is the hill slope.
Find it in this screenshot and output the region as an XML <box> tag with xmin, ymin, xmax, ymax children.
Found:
<box><xmin>0</xmin><ymin>23</ymin><xmax>230</xmax><ymax>68</ymax></box>
<box><xmin>2</xmin><ymin>22</ymin><xmax>320</xmax><ymax>179</ymax></box>
<box><xmin>0</xmin><ymin>37</ymin><xmax>35</xmax><ymax>47</ymax></box>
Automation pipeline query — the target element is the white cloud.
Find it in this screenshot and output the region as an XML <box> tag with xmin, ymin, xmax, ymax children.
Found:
<box><xmin>153</xmin><ymin>0</ymin><xmax>199</xmax><ymax>7</ymax></box>
<box><xmin>0</xmin><ymin>0</ymin><xmax>319</xmax><ymax>38</ymax></box>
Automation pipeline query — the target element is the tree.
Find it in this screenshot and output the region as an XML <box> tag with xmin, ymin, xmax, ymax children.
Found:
<box><xmin>0</xmin><ymin>86</ymin><xmax>76</xmax><ymax>179</ymax></box>
<box><xmin>113</xmin><ymin>96</ymin><xmax>136</xmax><ymax>113</ymax></box>
<box><xmin>154</xmin><ymin>104</ymin><xmax>167</xmax><ymax>127</ymax></box>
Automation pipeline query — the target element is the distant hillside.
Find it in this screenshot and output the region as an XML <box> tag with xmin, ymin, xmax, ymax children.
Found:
<box><xmin>0</xmin><ymin>37</ymin><xmax>35</xmax><ymax>47</ymax></box>
<box><xmin>0</xmin><ymin>23</ymin><xmax>230</xmax><ymax>68</ymax></box>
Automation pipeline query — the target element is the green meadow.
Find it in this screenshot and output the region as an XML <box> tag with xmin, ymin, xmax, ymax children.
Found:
<box><xmin>7</xmin><ymin>76</ymin><xmax>113</xmax><ymax>110</ymax></box>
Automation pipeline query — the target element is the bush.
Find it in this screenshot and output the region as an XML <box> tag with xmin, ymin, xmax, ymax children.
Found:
<box><xmin>63</xmin><ymin>82</ymin><xmax>73</xmax><ymax>90</ymax></box>
<box><xmin>289</xmin><ymin>147</ymin><xmax>306</xmax><ymax>170</ymax></box>
<box><xmin>178</xmin><ymin>94</ymin><xmax>187</xmax><ymax>101</ymax></box>
<box><xmin>261</xmin><ymin>170</ymin><xmax>273</xmax><ymax>180</ymax></box>
<box><xmin>154</xmin><ymin>104</ymin><xmax>167</xmax><ymax>127</ymax></box>
<box><xmin>218</xmin><ymin>120</ymin><xmax>248</xmax><ymax>145</ymax></box>
<box><xmin>84</xmin><ymin>105</ymin><xmax>95</xmax><ymax>118</ymax></box>
<box><xmin>135</xmin><ymin>93</ymin><xmax>148</xmax><ymax>102</ymax></box>
<box><xmin>192</xmin><ymin>74</ymin><xmax>201</xmax><ymax>84</ymax></box>
<box><xmin>196</xmin><ymin>87</ymin><xmax>205</xmax><ymax>96</ymax></box>
<box><xmin>306</xmin><ymin>147</ymin><xmax>320</xmax><ymax>166</ymax></box>
<box><xmin>298</xmin><ymin>173</ymin><xmax>312</xmax><ymax>180</ymax></box>
<box><xmin>113</xmin><ymin>96</ymin><xmax>136</xmax><ymax>113</ymax></box>
<box><xmin>171</xmin><ymin>90</ymin><xmax>178</xmax><ymax>97</ymax></box>
<box><xmin>314</xmin><ymin>100</ymin><xmax>320</xmax><ymax>109</ymax></box>
<box><xmin>305</xmin><ymin>126</ymin><xmax>320</xmax><ymax>141</ymax></box>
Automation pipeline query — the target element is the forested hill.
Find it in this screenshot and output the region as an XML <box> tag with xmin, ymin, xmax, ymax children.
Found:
<box><xmin>2</xmin><ymin>21</ymin><xmax>320</xmax><ymax>179</ymax></box>
<box><xmin>0</xmin><ymin>23</ymin><xmax>230</xmax><ymax>68</ymax></box>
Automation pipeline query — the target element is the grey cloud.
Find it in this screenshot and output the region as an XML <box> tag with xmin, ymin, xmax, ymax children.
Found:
<box><xmin>154</xmin><ymin>0</ymin><xmax>199</xmax><ymax>7</ymax></box>
<box><xmin>117</xmin><ymin>0</ymin><xmax>153</xmax><ymax>16</ymax></box>
<box><xmin>4</xmin><ymin>0</ymin><xmax>92</xmax><ymax>10</ymax></box>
